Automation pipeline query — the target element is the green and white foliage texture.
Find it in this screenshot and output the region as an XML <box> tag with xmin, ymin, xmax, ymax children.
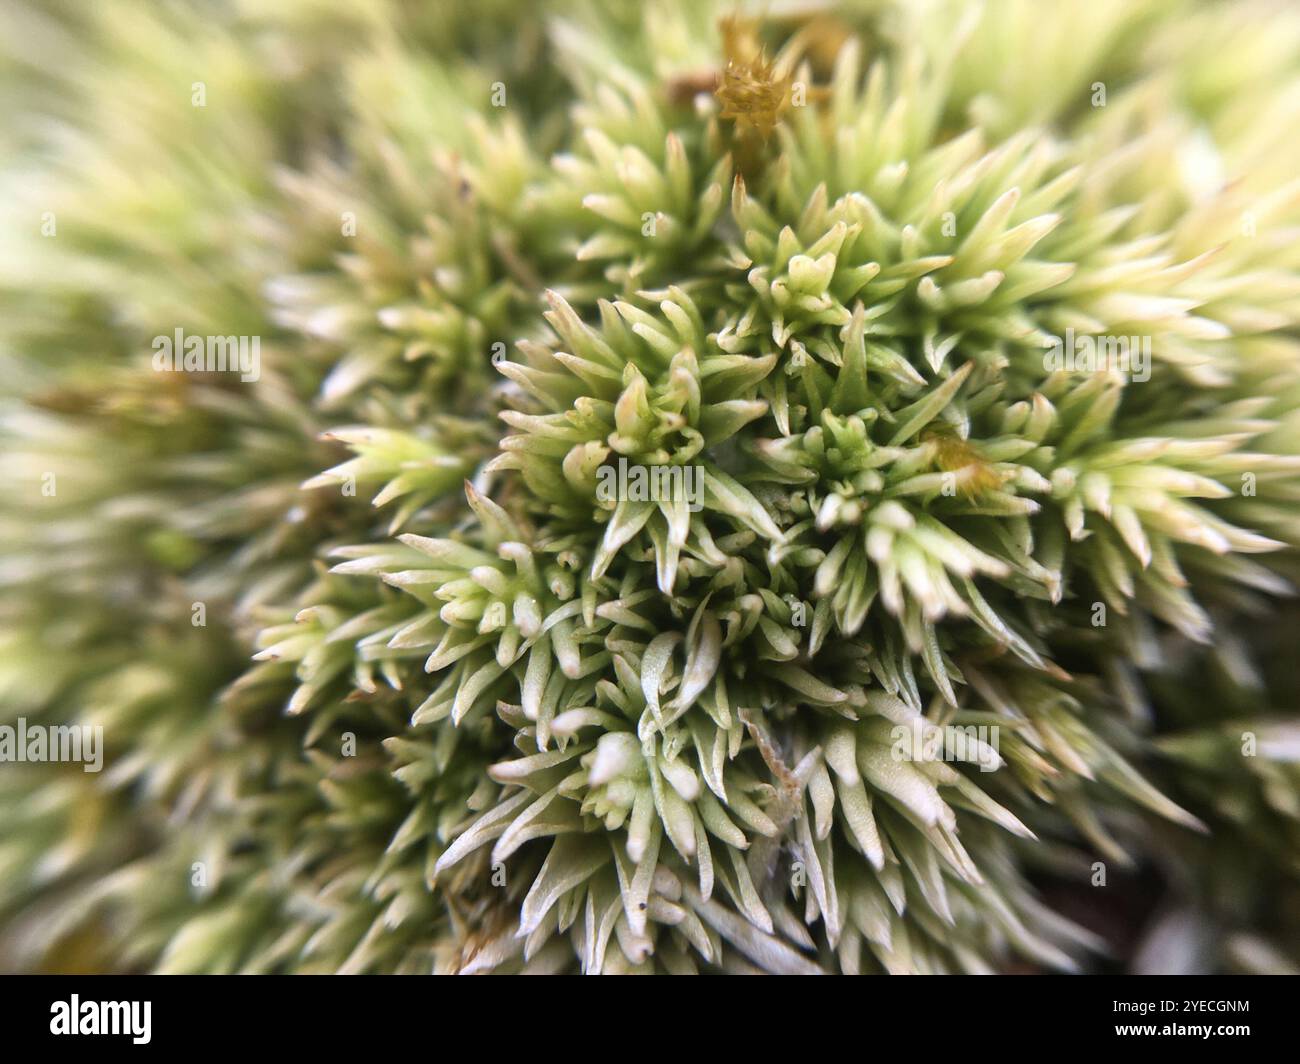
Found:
<box><xmin>2</xmin><ymin>0</ymin><xmax>1300</xmax><ymax>974</ymax></box>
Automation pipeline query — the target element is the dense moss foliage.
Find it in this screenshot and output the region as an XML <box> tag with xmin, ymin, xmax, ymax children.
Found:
<box><xmin>1</xmin><ymin>0</ymin><xmax>1299</xmax><ymax>973</ymax></box>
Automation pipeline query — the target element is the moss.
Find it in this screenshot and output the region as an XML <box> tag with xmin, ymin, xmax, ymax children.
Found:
<box><xmin>2</xmin><ymin>0</ymin><xmax>1299</xmax><ymax>974</ymax></box>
